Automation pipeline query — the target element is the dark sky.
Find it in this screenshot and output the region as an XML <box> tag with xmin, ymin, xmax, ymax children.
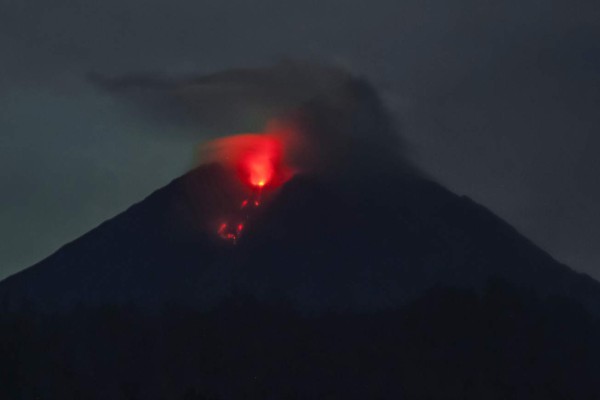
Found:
<box><xmin>1</xmin><ymin>0</ymin><xmax>599</xmax><ymax>281</ymax></box>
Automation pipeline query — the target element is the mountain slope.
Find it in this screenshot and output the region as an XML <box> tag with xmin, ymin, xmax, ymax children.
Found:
<box><xmin>3</xmin><ymin>164</ymin><xmax>600</xmax><ymax>399</ymax></box>
<box><xmin>1</xmin><ymin>164</ymin><xmax>599</xmax><ymax>316</ymax></box>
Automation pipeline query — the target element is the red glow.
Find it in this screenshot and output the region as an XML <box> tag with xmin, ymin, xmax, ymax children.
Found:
<box><xmin>203</xmin><ymin>119</ymin><xmax>301</xmax><ymax>244</ymax></box>
<box><xmin>218</xmin><ymin>222</ymin><xmax>232</xmax><ymax>240</ymax></box>
<box><xmin>201</xmin><ymin>121</ymin><xmax>297</xmax><ymax>190</ymax></box>
<box><xmin>218</xmin><ymin>222</ymin><xmax>241</xmax><ymax>244</ymax></box>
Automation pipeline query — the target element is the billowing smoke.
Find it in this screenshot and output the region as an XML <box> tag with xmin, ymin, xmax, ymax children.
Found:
<box><xmin>89</xmin><ymin>62</ymin><xmax>421</xmax><ymax>182</ymax></box>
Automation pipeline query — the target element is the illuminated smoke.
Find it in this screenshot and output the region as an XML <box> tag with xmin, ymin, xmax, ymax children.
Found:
<box><xmin>199</xmin><ymin>120</ymin><xmax>299</xmax><ymax>190</ymax></box>
<box><xmin>201</xmin><ymin>120</ymin><xmax>301</xmax><ymax>243</ymax></box>
<box><xmin>89</xmin><ymin>62</ymin><xmax>417</xmax><ymax>177</ymax></box>
<box><xmin>89</xmin><ymin>62</ymin><xmax>423</xmax><ymax>242</ymax></box>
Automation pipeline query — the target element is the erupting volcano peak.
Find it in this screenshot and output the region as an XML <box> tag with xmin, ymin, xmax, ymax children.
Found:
<box><xmin>202</xmin><ymin>120</ymin><xmax>298</xmax><ymax>191</ymax></box>
<box><xmin>203</xmin><ymin>121</ymin><xmax>299</xmax><ymax>243</ymax></box>
<box><xmin>241</xmin><ymin>135</ymin><xmax>281</xmax><ymax>189</ymax></box>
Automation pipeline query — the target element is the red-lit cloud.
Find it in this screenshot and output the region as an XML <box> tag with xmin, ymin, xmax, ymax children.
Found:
<box><xmin>200</xmin><ymin>119</ymin><xmax>300</xmax><ymax>190</ymax></box>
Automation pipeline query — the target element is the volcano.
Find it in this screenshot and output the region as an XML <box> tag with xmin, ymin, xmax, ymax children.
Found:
<box><xmin>1</xmin><ymin>165</ymin><xmax>600</xmax><ymax>399</ymax></box>
<box><xmin>2</xmin><ymin>164</ymin><xmax>599</xmax><ymax>314</ymax></box>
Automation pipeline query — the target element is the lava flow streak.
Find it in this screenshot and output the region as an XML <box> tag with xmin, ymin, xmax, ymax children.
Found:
<box><xmin>205</xmin><ymin>123</ymin><xmax>297</xmax><ymax>244</ymax></box>
<box><xmin>217</xmin><ymin>187</ymin><xmax>262</xmax><ymax>244</ymax></box>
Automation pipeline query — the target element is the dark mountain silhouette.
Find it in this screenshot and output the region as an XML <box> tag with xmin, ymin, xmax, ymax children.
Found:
<box><xmin>2</xmin><ymin>164</ymin><xmax>599</xmax><ymax>315</ymax></box>
<box><xmin>1</xmin><ymin>164</ymin><xmax>600</xmax><ymax>399</ymax></box>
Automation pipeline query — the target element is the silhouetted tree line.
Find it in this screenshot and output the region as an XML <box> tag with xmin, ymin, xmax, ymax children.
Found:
<box><xmin>1</xmin><ymin>280</ymin><xmax>599</xmax><ymax>399</ymax></box>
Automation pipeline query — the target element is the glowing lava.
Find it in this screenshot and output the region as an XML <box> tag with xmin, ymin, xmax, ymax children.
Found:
<box><xmin>216</xmin><ymin>188</ymin><xmax>262</xmax><ymax>244</ymax></box>
<box><xmin>205</xmin><ymin>122</ymin><xmax>298</xmax><ymax>244</ymax></box>
<box><xmin>208</xmin><ymin>133</ymin><xmax>291</xmax><ymax>190</ymax></box>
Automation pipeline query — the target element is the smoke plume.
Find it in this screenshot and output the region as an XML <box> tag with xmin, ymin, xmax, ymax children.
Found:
<box><xmin>89</xmin><ymin>61</ymin><xmax>421</xmax><ymax>182</ymax></box>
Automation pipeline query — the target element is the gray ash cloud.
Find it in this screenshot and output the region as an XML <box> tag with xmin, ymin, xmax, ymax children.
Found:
<box><xmin>89</xmin><ymin>62</ymin><xmax>423</xmax><ymax>180</ymax></box>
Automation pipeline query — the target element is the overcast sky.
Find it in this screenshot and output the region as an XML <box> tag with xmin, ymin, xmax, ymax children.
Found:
<box><xmin>1</xmin><ymin>0</ymin><xmax>599</xmax><ymax>280</ymax></box>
